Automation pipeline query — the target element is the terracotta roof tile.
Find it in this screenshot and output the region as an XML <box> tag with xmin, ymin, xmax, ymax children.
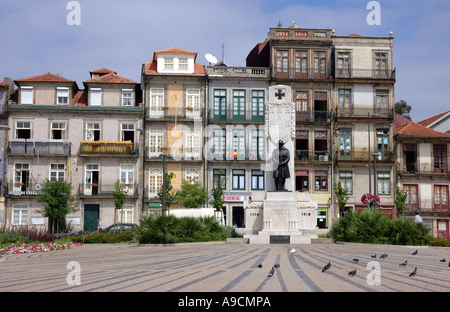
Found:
<box><xmin>83</xmin><ymin>73</ymin><xmax>137</xmax><ymax>84</ymax></box>
<box><xmin>0</xmin><ymin>81</ymin><xmax>9</xmax><ymax>88</ymax></box>
<box><xmin>143</xmin><ymin>60</ymin><xmax>206</xmax><ymax>76</ymax></box>
<box><xmin>72</xmin><ymin>90</ymin><xmax>87</xmax><ymax>106</ymax></box>
<box><xmin>153</xmin><ymin>46</ymin><xmax>198</xmax><ymax>61</ymax></box>
<box><xmin>14</xmin><ymin>72</ymin><xmax>74</xmax><ymax>83</ymax></box>
<box><xmin>417</xmin><ymin>111</ymin><xmax>450</xmax><ymax>127</ymax></box>
<box><xmin>395</xmin><ymin>120</ymin><xmax>450</xmax><ymax>139</ymax></box>
<box><xmin>89</xmin><ymin>67</ymin><xmax>117</xmax><ymax>75</ymax></box>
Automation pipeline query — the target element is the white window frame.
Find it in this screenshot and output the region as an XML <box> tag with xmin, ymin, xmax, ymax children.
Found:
<box><xmin>149</xmin><ymin>88</ymin><xmax>164</xmax><ymax>117</ymax></box>
<box><xmin>51</xmin><ymin>121</ymin><xmax>66</xmax><ymax>140</ymax></box>
<box><xmin>90</xmin><ymin>88</ymin><xmax>102</xmax><ymax>106</ymax></box>
<box><xmin>178</xmin><ymin>58</ymin><xmax>188</xmax><ymax>71</ymax></box>
<box><xmin>15</xmin><ymin>121</ymin><xmax>31</xmax><ymax>139</ymax></box>
<box><xmin>120</xmin><ymin>164</ymin><xmax>134</xmax><ymax>193</ymax></box>
<box><xmin>14</xmin><ymin>163</ymin><xmax>30</xmax><ymax>192</ymax></box>
<box><xmin>149</xmin><ymin>130</ymin><xmax>165</xmax><ymax>157</ymax></box>
<box><xmin>184</xmin><ymin>131</ymin><xmax>200</xmax><ymax>158</ymax></box>
<box><xmin>86</xmin><ymin>123</ymin><xmax>100</xmax><ymax>141</ymax></box>
<box><xmin>12</xmin><ymin>204</ymin><xmax>28</xmax><ymax>225</ymax></box>
<box><xmin>57</xmin><ymin>87</ymin><xmax>69</xmax><ymax>105</ymax></box>
<box><xmin>50</xmin><ymin>163</ymin><xmax>65</xmax><ymax>182</ymax></box>
<box><xmin>122</xmin><ymin>89</ymin><xmax>133</xmax><ymax>106</ymax></box>
<box><xmin>186</xmin><ymin>88</ymin><xmax>201</xmax><ymax>117</ymax></box>
<box><xmin>164</xmin><ymin>58</ymin><xmax>174</xmax><ymax>70</ymax></box>
<box><xmin>21</xmin><ymin>86</ymin><xmax>33</xmax><ymax>104</ymax></box>
<box><xmin>148</xmin><ymin>168</ymin><xmax>163</xmax><ymax>198</ymax></box>
<box><xmin>117</xmin><ymin>204</ymin><xmax>134</xmax><ymax>224</ymax></box>
<box><xmin>85</xmin><ymin>163</ymin><xmax>99</xmax><ymax>195</ymax></box>
<box><xmin>185</xmin><ymin>168</ymin><xmax>200</xmax><ymax>184</ymax></box>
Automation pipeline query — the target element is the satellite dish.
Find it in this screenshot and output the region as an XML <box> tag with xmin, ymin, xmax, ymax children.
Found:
<box><xmin>205</xmin><ymin>53</ymin><xmax>217</xmax><ymax>65</ymax></box>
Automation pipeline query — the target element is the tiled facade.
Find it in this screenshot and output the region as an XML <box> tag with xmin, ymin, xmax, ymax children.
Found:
<box><xmin>2</xmin><ymin>24</ymin><xmax>447</xmax><ymax>238</ymax></box>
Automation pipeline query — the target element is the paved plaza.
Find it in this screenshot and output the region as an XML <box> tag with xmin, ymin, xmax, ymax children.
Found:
<box><xmin>0</xmin><ymin>242</ymin><xmax>448</xmax><ymax>293</ymax></box>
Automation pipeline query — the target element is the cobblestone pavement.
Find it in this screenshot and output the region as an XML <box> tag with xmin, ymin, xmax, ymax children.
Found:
<box><xmin>0</xmin><ymin>242</ymin><xmax>449</xmax><ymax>293</ymax></box>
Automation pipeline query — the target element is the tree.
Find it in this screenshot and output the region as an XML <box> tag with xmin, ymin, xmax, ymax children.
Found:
<box><xmin>157</xmin><ymin>172</ymin><xmax>175</xmax><ymax>212</ymax></box>
<box><xmin>395</xmin><ymin>186</ymin><xmax>408</xmax><ymax>216</ymax></box>
<box><xmin>334</xmin><ymin>181</ymin><xmax>350</xmax><ymax>217</ymax></box>
<box><xmin>210</xmin><ymin>169</ymin><xmax>226</xmax><ymax>225</ymax></box>
<box><xmin>176</xmin><ymin>180</ymin><xmax>209</xmax><ymax>208</ymax></box>
<box><xmin>36</xmin><ymin>180</ymin><xmax>79</xmax><ymax>233</ymax></box>
<box><xmin>395</xmin><ymin>100</ymin><xmax>412</xmax><ymax>120</ymax></box>
<box><xmin>113</xmin><ymin>179</ymin><xmax>128</xmax><ymax>232</ymax></box>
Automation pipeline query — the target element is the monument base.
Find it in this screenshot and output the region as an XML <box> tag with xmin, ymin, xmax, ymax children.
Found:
<box><xmin>245</xmin><ymin>231</ymin><xmax>317</xmax><ymax>244</ymax></box>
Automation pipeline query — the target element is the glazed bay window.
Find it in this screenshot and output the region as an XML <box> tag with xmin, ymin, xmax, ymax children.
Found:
<box><xmin>232</xmin><ymin>169</ymin><xmax>245</xmax><ymax>190</ymax></box>
<box><xmin>434</xmin><ymin>185</ymin><xmax>449</xmax><ymax>211</ymax></box>
<box><xmin>251</xmin><ymin>170</ymin><xmax>264</xmax><ymax>190</ymax></box>
<box><xmin>251</xmin><ymin>90</ymin><xmax>264</xmax><ymax>121</ymax></box>
<box><xmin>232</xmin><ymin>90</ymin><xmax>246</xmax><ymax>121</ymax></box>
<box><xmin>376</xmin><ymin>171</ymin><xmax>391</xmax><ymax>195</ymax></box>
<box><xmin>149</xmin><ymin>88</ymin><xmax>164</xmax><ymax>117</ymax></box>
<box><xmin>57</xmin><ymin>87</ymin><xmax>69</xmax><ymax>105</ymax></box>
<box><xmin>12</xmin><ymin>205</ymin><xmax>28</xmax><ymax>225</ymax></box>
<box><xmin>50</xmin><ymin>164</ymin><xmax>65</xmax><ymax>182</ymax></box>
<box><xmin>122</xmin><ymin>89</ymin><xmax>133</xmax><ymax>106</ymax></box>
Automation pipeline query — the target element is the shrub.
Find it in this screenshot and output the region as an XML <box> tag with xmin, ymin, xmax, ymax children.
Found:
<box><xmin>388</xmin><ymin>218</ymin><xmax>433</xmax><ymax>246</ymax></box>
<box><xmin>71</xmin><ymin>231</ymin><xmax>135</xmax><ymax>244</ymax></box>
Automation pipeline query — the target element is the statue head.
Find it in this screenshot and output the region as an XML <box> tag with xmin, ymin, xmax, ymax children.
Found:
<box><xmin>278</xmin><ymin>140</ymin><xmax>284</xmax><ymax>147</ymax></box>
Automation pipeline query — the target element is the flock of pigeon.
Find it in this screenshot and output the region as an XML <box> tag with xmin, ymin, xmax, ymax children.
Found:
<box><xmin>258</xmin><ymin>247</ymin><xmax>448</xmax><ymax>279</ymax></box>
<box><xmin>320</xmin><ymin>249</ymin><xmax>448</xmax><ymax>277</ymax></box>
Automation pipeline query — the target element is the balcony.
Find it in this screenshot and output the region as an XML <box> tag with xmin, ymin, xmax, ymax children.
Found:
<box><xmin>147</xmin><ymin>107</ymin><xmax>203</xmax><ymax>120</ymax></box>
<box><xmin>397</xmin><ymin>161</ymin><xmax>450</xmax><ymax>177</ymax></box>
<box><xmin>206</xmin><ymin>66</ymin><xmax>270</xmax><ymax>79</ymax></box>
<box><xmin>296</xmin><ymin>110</ymin><xmax>331</xmax><ymax>122</ymax></box>
<box><xmin>6</xmin><ymin>182</ymin><xmax>42</xmax><ymax>196</ymax></box>
<box><xmin>274</xmin><ymin>67</ymin><xmax>333</xmax><ymax>81</ymax></box>
<box><xmin>147</xmin><ymin>148</ymin><xmax>202</xmax><ymax>161</ymax></box>
<box><xmin>210</xmin><ymin>108</ymin><xmax>264</xmax><ymax>123</ymax></box>
<box><xmin>295</xmin><ymin>150</ymin><xmax>331</xmax><ymax>162</ymax></box>
<box><xmin>335</xmin><ymin>68</ymin><xmax>396</xmax><ymax>81</ymax></box>
<box><xmin>77</xmin><ymin>183</ymin><xmax>137</xmax><ymax>197</ymax></box>
<box><xmin>335</xmin><ymin>107</ymin><xmax>393</xmax><ymax>119</ymax></box>
<box><xmin>79</xmin><ymin>141</ymin><xmax>138</xmax><ymax>156</ymax></box>
<box><xmin>7</xmin><ymin>139</ymin><xmax>71</xmax><ymax>156</ymax></box>
<box><xmin>268</xmin><ymin>28</ymin><xmax>332</xmax><ymax>42</ymax></box>
<box><xmin>336</xmin><ymin>150</ymin><xmax>393</xmax><ymax>162</ymax></box>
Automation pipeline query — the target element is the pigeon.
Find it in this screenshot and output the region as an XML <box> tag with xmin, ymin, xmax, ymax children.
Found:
<box><xmin>288</xmin><ymin>248</ymin><xmax>296</xmax><ymax>254</ymax></box>
<box><xmin>412</xmin><ymin>250</ymin><xmax>418</xmax><ymax>255</ymax></box>
<box><xmin>257</xmin><ymin>263</ymin><xmax>262</xmax><ymax>268</ymax></box>
<box><xmin>399</xmin><ymin>260</ymin><xmax>408</xmax><ymax>267</ymax></box>
<box><xmin>348</xmin><ymin>269</ymin><xmax>357</xmax><ymax>276</ymax></box>
<box><xmin>409</xmin><ymin>267</ymin><xmax>417</xmax><ymax>277</ymax></box>
<box><xmin>379</xmin><ymin>253</ymin><xmax>388</xmax><ymax>259</ymax></box>
<box><xmin>371</xmin><ymin>254</ymin><xmax>377</xmax><ymax>258</ymax></box>
<box><xmin>440</xmin><ymin>258</ymin><xmax>446</xmax><ymax>263</ymax></box>
<box><xmin>322</xmin><ymin>262</ymin><xmax>331</xmax><ymax>272</ymax></box>
<box><xmin>274</xmin><ymin>263</ymin><xmax>280</xmax><ymax>269</ymax></box>
<box><xmin>352</xmin><ymin>258</ymin><xmax>359</xmax><ymax>263</ymax></box>
<box><xmin>268</xmin><ymin>266</ymin><xmax>275</xmax><ymax>277</ymax></box>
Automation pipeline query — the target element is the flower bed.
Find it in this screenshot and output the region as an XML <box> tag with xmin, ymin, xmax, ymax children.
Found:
<box><xmin>0</xmin><ymin>242</ymin><xmax>83</xmax><ymax>255</ymax></box>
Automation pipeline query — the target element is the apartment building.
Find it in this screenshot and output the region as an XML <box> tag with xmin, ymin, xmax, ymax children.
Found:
<box><xmin>205</xmin><ymin>63</ymin><xmax>270</xmax><ymax>227</ymax></box>
<box><xmin>395</xmin><ymin>118</ymin><xmax>450</xmax><ymax>239</ymax></box>
<box><xmin>6</xmin><ymin>70</ymin><xmax>143</xmax><ymax>232</ymax></box>
<box><xmin>141</xmin><ymin>46</ymin><xmax>207</xmax><ymax>213</ymax></box>
<box><xmin>0</xmin><ymin>79</ymin><xmax>12</xmax><ymax>225</ymax></box>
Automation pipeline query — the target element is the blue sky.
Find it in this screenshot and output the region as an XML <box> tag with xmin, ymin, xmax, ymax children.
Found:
<box><xmin>0</xmin><ymin>0</ymin><xmax>449</xmax><ymax>122</ymax></box>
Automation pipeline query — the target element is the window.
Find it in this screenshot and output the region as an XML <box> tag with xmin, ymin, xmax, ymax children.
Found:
<box><xmin>251</xmin><ymin>170</ymin><xmax>264</xmax><ymax>190</ymax></box>
<box><xmin>338</xmin><ymin>128</ymin><xmax>352</xmax><ymax>160</ymax></box>
<box><xmin>232</xmin><ymin>129</ymin><xmax>245</xmax><ymax>160</ymax></box>
<box><xmin>57</xmin><ymin>87</ymin><xmax>69</xmax><ymax>105</ymax></box>
<box><xmin>149</xmin><ymin>168</ymin><xmax>163</xmax><ymax>198</ymax></box>
<box><xmin>232</xmin><ymin>90</ymin><xmax>246</xmax><ymax>121</ymax></box>
<box><xmin>213</xmin><ymin>169</ymin><xmax>226</xmax><ymax>189</ymax></box>
<box><xmin>296</xmin><ymin>170</ymin><xmax>309</xmax><ymax>191</ymax></box>
<box><xmin>374</xmin><ymin>52</ymin><xmax>388</xmax><ymax>78</ymax></box>
<box><xmin>85</xmin><ymin>164</ymin><xmax>99</xmax><ymax>195</ymax></box>
<box><xmin>212</xmin><ymin>129</ymin><xmax>226</xmax><ymax>160</ymax></box>
<box><xmin>232</xmin><ymin>169</ymin><xmax>245</xmax><ymax>190</ymax></box>
<box><xmin>403</xmin><ymin>184</ymin><xmax>418</xmax><ymax>211</ymax></box>
<box><xmin>339</xmin><ymin>171</ymin><xmax>353</xmax><ymax>194</ymax></box>
<box><xmin>338</xmin><ymin>89</ymin><xmax>352</xmax><ymax>116</ymax></box>
<box><xmin>50</xmin><ymin>164</ymin><xmax>65</xmax><ymax>182</ymax></box>
<box><xmin>403</xmin><ymin>143</ymin><xmax>417</xmax><ymax>173</ymax></box>
<box><xmin>376</xmin><ymin>129</ymin><xmax>390</xmax><ymax>160</ymax></box>
<box><xmin>149</xmin><ymin>130</ymin><xmax>165</xmax><ymax>156</ymax></box>
<box><xmin>86</xmin><ymin>123</ymin><xmax>100</xmax><ymax>141</ymax></box>
<box><xmin>14</xmin><ymin>163</ymin><xmax>29</xmax><ymax>192</ymax></box>
<box><xmin>213</xmin><ymin>89</ymin><xmax>226</xmax><ymax>120</ymax></box>
<box><xmin>120</xmin><ymin>164</ymin><xmax>134</xmax><ymax>193</ymax></box>
<box><xmin>21</xmin><ymin>87</ymin><xmax>33</xmax><ymax>104</ymax></box>
<box><xmin>184</xmin><ymin>131</ymin><xmax>201</xmax><ymax>159</ymax></box>
<box><xmin>185</xmin><ymin>168</ymin><xmax>200</xmax><ymax>184</ymax></box>
<box><xmin>314</xmin><ymin>170</ymin><xmax>328</xmax><ymax>191</ymax></box>
<box><xmin>149</xmin><ymin>88</ymin><xmax>164</xmax><ymax>117</ymax></box>
<box><xmin>375</xmin><ymin>90</ymin><xmax>389</xmax><ymax>116</ymax></box>
<box><xmin>12</xmin><ymin>204</ymin><xmax>28</xmax><ymax>225</ymax></box>
<box><xmin>122</xmin><ymin>89</ymin><xmax>133</xmax><ymax>106</ymax></box>
<box><xmin>295</xmin><ymin>91</ymin><xmax>308</xmax><ymax>121</ymax></box>
<box><xmin>90</xmin><ymin>88</ymin><xmax>102</xmax><ymax>106</ymax></box>
<box><xmin>314</xmin><ymin>91</ymin><xmax>327</xmax><ymax>121</ymax></box>
<box><xmin>313</xmin><ymin>51</ymin><xmax>326</xmax><ymax>78</ymax></box>
<box><xmin>433</xmin><ymin>144</ymin><xmax>447</xmax><ymax>174</ymax></box>
<box><xmin>276</xmin><ymin>50</ymin><xmax>289</xmax><ymax>77</ymax></box>
<box><xmin>15</xmin><ymin>121</ymin><xmax>31</xmax><ymax>139</ymax></box>
<box><xmin>164</xmin><ymin>58</ymin><xmax>174</xmax><ymax>70</ymax></box>
<box><xmin>314</xmin><ymin>131</ymin><xmax>328</xmax><ymax>159</ymax></box>
<box><xmin>186</xmin><ymin>89</ymin><xmax>201</xmax><ymax>117</ymax></box>
<box><xmin>434</xmin><ymin>185</ymin><xmax>449</xmax><ymax>211</ymax></box>
<box><xmin>121</xmin><ymin>123</ymin><xmax>135</xmax><ymax>143</ymax></box>
<box><xmin>251</xmin><ymin>90</ymin><xmax>264</xmax><ymax>121</ymax></box>
<box><xmin>178</xmin><ymin>58</ymin><xmax>188</xmax><ymax>71</ymax></box>
<box><xmin>295</xmin><ymin>130</ymin><xmax>308</xmax><ymax>160</ymax></box>
<box><xmin>51</xmin><ymin>122</ymin><xmax>66</xmax><ymax>140</ymax></box>
<box><xmin>295</xmin><ymin>50</ymin><xmax>308</xmax><ymax>78</ymax></box>
<box><xmin>376</xmin><ymin>171</ymin><xmax>391</xmax><ymax>195</ymax></box>
<box><xmin>337</xmin><ymin>52</ymin><xmax>351</xmax><ymax>77</ymax></box>
<box><xmin>250</xmin><ymin>129</ymin><xmax>264</xmax><ymax>160</ymax></box>
<box><xmin>117</xmin><ymin>204</ymin><xmax>134</xmax><ymax>224</ymax></box>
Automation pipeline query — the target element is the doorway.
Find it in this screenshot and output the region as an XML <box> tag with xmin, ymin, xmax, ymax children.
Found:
<box><xmin>84</xmin><ymin>204</ymin><xmax>99</xmax><ymax>232</ymax></box>
<box><xmin>232</xmin><ymin>206</ymin><xmax>244</xmax><ymax>228</ymax></box>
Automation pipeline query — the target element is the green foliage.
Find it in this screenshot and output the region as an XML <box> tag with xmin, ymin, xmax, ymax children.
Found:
<box><xmin>394</xmin><ymin>100</ymin><xmax>412</xmax><ymax>120</ymax></box>
<box><xmin>113</xmin><ymin>179</ymin><xmax>128</xmax><ymax>210</ymax></box>
<box><xmin>176</xmin><ymin>180</ymin><xmax>209</xmax><ymax>208</ymax></box>
<box><xmin>431</xmin><ymin>237</ymin><xmax>450</xmax><ymax>247</ymax></box>
<box><xmin>157</xmin><ymin>172</ymin><xmax>175</xmax><ymax>209</ymax></box>
<box><xmin>395</xmin><ymin>187</ymin><xmax>408</xmax><ymax>215</ymax></box>
<box><xmin>334</xmin><ymin>181</ymin><xmax>349</xmax><ymax>214</ymax></box>
<box><xmin>328</xmin><ymin>209</ymin><xmax>433</xmax><ymax>245</ymax></box>
<box><xmin>134</xmin><ymin>213</ymin><xmax>227</xmax><ymax>244</ymax></box>
<box><xmin>71</xmin><ymin>231</ymin><xmax>135</xmax><ymax>244</ymax></box>
<box><xmin>210</xmin><ymin>170</ymin><xmax>226</xmax><ymax>212</ymax></box>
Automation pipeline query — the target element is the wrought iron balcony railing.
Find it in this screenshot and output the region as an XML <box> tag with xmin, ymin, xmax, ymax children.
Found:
<box><xmin>77</xmin><ymin>183</ymin><xmax>137</xmax><ymax>196</ymax></box>
<box><xmin>7</xmin><ymin>140</ymin><xmax>71</xmax><ymax>155</ymax></box>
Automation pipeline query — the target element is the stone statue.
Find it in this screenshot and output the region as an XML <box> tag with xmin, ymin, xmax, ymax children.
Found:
<box><xmin>272</xmin><ymin>140</ymin><xmax>290</xmax><ymax>191</ymax></box>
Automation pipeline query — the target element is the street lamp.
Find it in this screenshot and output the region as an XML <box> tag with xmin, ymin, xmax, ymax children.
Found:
<box><xmin>160</xmin><ymin>152</ymin><xmax>167</xmax><ymax>215</ymax></box>
<box><xmin>372</xmin><ymin>152</ymin><xmax>381</xmax><ymax>209</ymax></box>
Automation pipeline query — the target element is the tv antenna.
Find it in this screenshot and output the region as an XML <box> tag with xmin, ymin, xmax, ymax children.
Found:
<box><xmin>205</xmin><ymin>53</ymin><xmax>217</xmax><ymax>66</ymax></box>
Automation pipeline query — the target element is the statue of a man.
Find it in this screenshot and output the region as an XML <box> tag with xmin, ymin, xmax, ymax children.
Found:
<box><xmin>272</xmin><ymin>140</ymin><xmax>290</xmax><ymax>191</ymax></box>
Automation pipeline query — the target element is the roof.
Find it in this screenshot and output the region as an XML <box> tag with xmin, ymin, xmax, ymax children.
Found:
<box><xmin>394</xmin><ymin>113</ymin><xmax>411</xmax><ymax>127</ymax></box>
<box><xmin>89</xmin><ymin>67</ymin><xmax>117</xmax><ymax>75</ymax></box>
<box><xmin>83</xmin><ymin>73</ymin><xmax>137</xmax><ymax>84</ymax></box>
<box><xmin>417</xmin><ymin>111</ymin><xmax>450</xmax><ymax>127</ymax></box>
<box><xmin>0</xmin><ymin>81</ymin><xmax>9</xmax><ymax>88</ymax></box>
<box><xmin>395</xmin><ymin>120</ymin><xmax>450</xmax><ymax>140</ymax></box>
<box><xmin>153</xmin><ymin>46</ymin><xmax>198</xmax><ymax>62</ymax></box>
<box><xmin>14</xmin><ymin>72</ymin><xmax>75</xmax><ymax>83</ymax></box>
<box><xmin>143</xmin><ymin>60</ymin><xmax>206</xmax><ymax>76</ymax></box>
